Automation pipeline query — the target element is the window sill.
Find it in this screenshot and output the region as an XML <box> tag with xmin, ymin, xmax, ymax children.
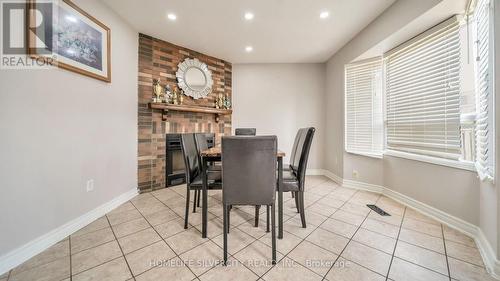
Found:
<box><xmin>346</xmin><ymin>150</ymin><xmax>384</xmax><ymax>159</ymax></box>
<box><xmin>384</xmin><ymin>150</ymin><xmax>476</xmax><ymax>172</ymax></box>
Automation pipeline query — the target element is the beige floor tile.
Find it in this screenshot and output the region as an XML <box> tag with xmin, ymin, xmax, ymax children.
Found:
<box><xmin>118</xmin><ymin>228</ymin><xmax>161</xmax><ymax>254</ymax></box>
<box><xmin>443</xmin><ymin>225</ymin><xmax>476</xmax><ymax>248</ymax></box>
<box><xmin>326</xmin><ymin>258</ymin><xmax>385</xmax><ymax>281</ymax></box>
<box><xmin>125</xmin><ymin>240</ymin><xmax>176</xmax><ymax>276</ymax></box>
<box><xmin>194</xmin><ymin>218</ymin><xmax>224</xmax><ymax>238</ymax></box>
<box><xmin>262</xmin><ymin>257</ymin><xmax>322</xmax><ymax>281</ymax></box>
<box><xmin>154</xmin><ymin>217</ymin><xmax>187</xmax><ymax>238</ymax></box>
<box><xmin>71</xmin><ymin>227</ymin><xmax>115</xmax><ymax>253</ymax></box>
<box><xmin>12</xmin><ymin>239</ymin><xmax>69</xmax><ymax>274</ymax></box>
<box><xmin>112</xmin><ymin>217</ymin><xmax>150</xmax><ymax>238</ymax></box>
<box><xmin>9</xmin><ymin>256</ymin><xmax>70</xmax><ymax>281</ymax></box>
<box><xmin>213</xmin><ymin>227</ymin><xmax>256</xmax><ymax>255</ymax></box>
<box><xmin>199</xmin><ymin>258</ymin><xmax>258</xmax><ymax>281</ymax></box>
<box><xmin>291</xmin><ymin>211</ymin><xmax>328</xmax><ymax>227</ymax></box>
<box><xmin>188</xmin><ymin>211</ymin><xmax>217</xmax><ymax>227</ymax></box>
<box><xmin>367</xmin><ymin>212</ymin><xmax>403</xmax><ymax>226</ymax></box>
<box><xmin>341</xmin><ymin>241</ymin><xmax>391</xmax><ymax>276</ymax></box>
<box><xmin>259</xmin><ymin>231</ymin><xmax>302</xmax><ymax>255</ymax></box>
<box><xmin>236</xmin><ymin>219</ymin><xmax>269</xmax><ymax>239</ymax></box>
<box><xmin>166</xmin><ymin>227</ymin><xmax>207</xmax><ymax>254</ymax></box>
<box><xmin>445</xmin><ymin>240</ymin><xmax>484</xmax><ymax>267</ymax></box>
<box><xmin>71</xmin><ymin>240</ymin><xmax>122</xmax><ymax>274</ymax></box>
<box><xmin>361</xmin><ymin>218</ymin><xmax>400</xmax><ymax>238</ymax></box>
<box><xmin>394</xmin><ymin>241</ymin><xmax>448</xmax><ymax>275</ymax></box>
<box><xmin>72</xmin><ymin>217</ymin><xmax>110</xmax><ymax>237</ymax></box>
<box><xmin>388</xmin><ymin>257</ymin><xmax>449</xmax><ymax>281</ymax></box>
<box><xmin>331</xmin><ymin>210</ymin><xmax>366</xmax><ymax>226</ymax></box>
<box><xmin>309</xmin><ymin>185</ymin><xmax>336</xmax><ymax>197</ymax></box>
<box><xmin>320</xmin><ymin>218</ymin><xmax>358</xmax><ymax>239</ymax></box>
<box><xmin>135</xmin><ymin>257</ymin><xmax>195</xmax><ymax>281</ymax></box>
<box><xmin>306</xmin><ymin>202</ymin><xmax>337</xmax><ymax>217</ymax></box>
<box><xmin>352</xmin><ymin>228</ymin><xmax>396</xmax><ymax>254</ymax></box>
<box><xmin>349</xmin><ymin>191</ymin><xmax>380</xmax><ymax>206</ymax></box>
<box><xmin>405</xmin><ymin>208</ymin><xmax>440</xmax><ymax>225</ymax></box>
<box><xmin>283</xmin><ymin>217</ymin><xmax>315</xmax><ymax>238</ymax></box>
<box><xmin>0</xmin><ymin>272</ymin><xmax>8</xmax><ymax>278</ymax></box>
<box><xmin>179</xmin><ymin>240</ymin><xmax>224</xmax><ymax>276</ymax></box>
<box><xmin>402</xmin><ymin>217</ymin><xmax>442</xmax><ymax>238</ymax></box>
<box><xmin>306</xmin><ymin>228</ymin><xmax>349</xmax><ymax>255</ymax></box>
<box><xmin>143</xmin><ymin>208</ymin><xmax>178</xmax><ymax>226</ymax></box>
<box><xmin>317</xmin><ymin>197</ymin><xmax>346</xmax><ymax>209</ymax></box>
<box><xmin>135</xmin><ymin>202</ymin><xmax>169</xmax><ymax>216</ymax></box>
<box><xmin>340</xmin><ymin>202</ymin><xmax>370</xmax><ymax>216</ymax></box>
<box><xmin>234</xmin><ymin>240</ymin><xmax>284</xmax><ymax>276</ymax></box>
<box><xmin>448</xmin><ymin>257</ymin><xmax>497</xmax><ymax>281</ymax></box>
<box><xmin>72</xmin><ymin>257</ymin><xmax>131</xmax><ymax>281</ymax></box>
<box><xmin>107</xmin><ymin>209</ymin><xmax>143</xmax><ymax>226</ymax></box>
<box><xmin>398</xmin><ymin>228</ymin><xmax>445</xmax><ymax>254</ymax></box>
<box><xmin>288</xmin><ymin>240</ymin><xmax>338</xmax><ymax>276</ymax></box>
<box><xmin>107</xmin><ymin>202</ymin><xmax>136</xmax><ymax>216</ymax></box>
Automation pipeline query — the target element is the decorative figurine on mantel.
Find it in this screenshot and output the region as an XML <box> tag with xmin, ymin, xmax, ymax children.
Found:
<box><xmin>224</xmin><ymin>94</ymin><xmax>232</xmax><ymax>109</ymax></box>
<box><xmin>152</xmin><ymin>79</ymin><xmax>164</xmax><ymax>103</ymax></box>
<box><xmin>164</xmin><ymin>84</ymin><xmax>173</xmax><ymax>103</ymax></box>
<box><xmin>215</xmin><ymin>94</ymin><xmax>224</xmax><ymax>109</ymax></box>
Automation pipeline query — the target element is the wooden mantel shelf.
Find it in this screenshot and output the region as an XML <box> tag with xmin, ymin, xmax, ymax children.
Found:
<box><xmin>149</xmin><ymin>103</ymin><xmax>232</xmax><ymax>122</ymax></box>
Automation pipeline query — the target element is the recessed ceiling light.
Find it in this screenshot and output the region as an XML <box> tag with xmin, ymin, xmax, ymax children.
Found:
<box><xmin>167</xmin><ymin>13</ymin><xmax>177</xmax><ymax>21</ymax></box>
<box><xmin>245</xmin><ymin>46</ymin><xmax>253</xmax><ymax>52</ymax></box>
<box><xmin>319</xmin><ymin>11</ymin><xmax>329</xmax><ymax>19</ymax></box>
<box><xmin>244</xmin><ymin>12</ymin><xmax>254</xmax><ymax>20</ymax></box>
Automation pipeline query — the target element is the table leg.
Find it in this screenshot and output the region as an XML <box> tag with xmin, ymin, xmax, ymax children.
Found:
<box><xmin>278</xmin><ymin>156</ymin><xmax>283</xmax><ymax>239</ymax></box>
<box><xmin>202</xmin><ymin>157</ymin><xmax>208</xmax><ymax>238</ymax></box>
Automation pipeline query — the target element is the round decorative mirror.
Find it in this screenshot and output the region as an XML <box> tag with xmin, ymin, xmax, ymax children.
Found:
<box><xmin>176</xmin><ymin>58</ymin><xmax>213</xmax><ymax>99</ymax></box>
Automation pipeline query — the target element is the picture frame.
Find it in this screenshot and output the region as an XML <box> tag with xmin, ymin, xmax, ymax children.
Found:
<box><xmin>27</xmin><ymin>0</ymin><xmax>111</xmax><ymax>82</ymax></box>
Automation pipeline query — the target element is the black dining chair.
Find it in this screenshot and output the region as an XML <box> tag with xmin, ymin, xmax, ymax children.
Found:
<box><xmin>281</xmin><ymin>127</ymin><xmax>315</xmax><ymax>228</ymax></box>
<box><xmin>181</xmin><ymin>133</ymin><xmax>222</xmax><ymax>229</ymax></box>
<box><xmin>221</xmin><ymin>136</ymin><xmax>277</xmax><ymax>265</ymax></box>
<box><xmin>283</xmin><ymin>129</ymin><xmax>302</xmax><ymax>172</ymax></box>
<box><xmin>235</xmin><ymin>128</ymin><xmax>256</xmax><ymax>136</ymax></box>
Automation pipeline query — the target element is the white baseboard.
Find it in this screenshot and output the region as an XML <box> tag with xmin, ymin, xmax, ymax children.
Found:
<box><xmin>0</xmin><ymin>188</ymin><xmax>138</xmax><ymax>275</ymax></box>
<box><xmin>310</xmin><ymin>169</ymin><xmax>500</xmax><ymax>280</ymax></box>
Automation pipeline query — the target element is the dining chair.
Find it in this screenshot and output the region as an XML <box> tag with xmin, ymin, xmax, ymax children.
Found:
<box><xmin>221</xmin><ymin>136</ymin><xmax>277</xmax><ymax>265</ymax></box>
<box><xmin>281</xmin><ymin>127</ymin><xmax>315</xmax><ymax>228</ymax></box>
<box><xmin>283</xmin><ymin>129</ymin><xmax>303</xmax><ymax>172</ymax></box>
<box><xmin>181</xmin><ymin>133</ymin><xmax>222</xmax><ymax>229</ymax></box>
<box><xmin>192</xmin><ymin>133</ymin><xmax>221</xmax><ymax>212</ymax></box>
<box><xmin>235</xmin><ymin>128</ymin><xmax>256</xmax><ymax>136</ymax></box>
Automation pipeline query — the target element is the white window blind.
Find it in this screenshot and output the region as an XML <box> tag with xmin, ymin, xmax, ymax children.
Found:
<box><xmin>345</xmin><ymin>58</ymin><xmax>384</xmax><ymax>157</ymax></box>
<box><xmin>474</xmin><ymin>0</ymin><xmax>494</xmax><ymax>180</ymax></box>
<box><xmin>385</xmin><ymin>17</ymin><xmax>462</xmax><ymax>160</ymax></box>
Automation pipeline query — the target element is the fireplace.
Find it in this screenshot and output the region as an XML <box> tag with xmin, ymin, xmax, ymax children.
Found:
<box><xmin>165</xmin><ymin>133</ymin><xmax>215</xmax><ymax>187</ymax></box>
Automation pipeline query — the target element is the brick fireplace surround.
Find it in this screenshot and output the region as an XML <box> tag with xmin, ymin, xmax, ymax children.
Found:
<box><xmin>138</xmin><ymin>33</ymin><xmax>232</xmax><ymax>192</ymax></box>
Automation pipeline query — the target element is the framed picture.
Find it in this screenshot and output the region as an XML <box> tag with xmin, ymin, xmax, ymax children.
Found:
<box><xmin>27</xmin><ymin>0</ymin><xmax>111</xmax><ymax>82</ymax></box>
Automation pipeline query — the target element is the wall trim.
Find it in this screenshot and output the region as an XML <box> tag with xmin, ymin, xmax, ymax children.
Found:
<box><xmin>318</xmin><ymin>170</ymin><xmax>500</xmax><ymax>280</ymax></box>
<box><xmin>0</xmin><ymin>188</ymin><xmax>138</xmax><ymax>275</ymax></box>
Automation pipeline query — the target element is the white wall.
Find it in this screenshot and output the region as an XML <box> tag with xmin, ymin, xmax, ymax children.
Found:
<box><xmin>232</xmin><ymin>64</ymin><xmax>325</xmax><ymax>169</ymax></box>
<box><xmin>0</xmin><ymin>0</ymin><xmax>138</xmax><ymax>257</ymax></box>
<box><xmin>325</xmin><ymin>0</ymin><xmax>481</xmax><ymax>225</ymax></box>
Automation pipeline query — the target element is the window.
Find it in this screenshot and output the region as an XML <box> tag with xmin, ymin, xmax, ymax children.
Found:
<box><xmin>384</xmin><ymin>17</ymin><xmax>462</xmax><ymax>160</ymax></box>
<box><xmin>474</xmin><ymin>0</ymin><xmax>494</xmax><ymax>180</ymax></box>
<box><xmin>345</xmin><ymin>58</ymin><xmax>384</xmax><ymax>157</ymax></box>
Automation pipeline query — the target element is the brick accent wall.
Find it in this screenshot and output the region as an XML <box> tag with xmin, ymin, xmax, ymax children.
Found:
<box><xmin>138</xmin><ymin>33</ymin><xmax>232</xmax><ymax>192</ymax></box>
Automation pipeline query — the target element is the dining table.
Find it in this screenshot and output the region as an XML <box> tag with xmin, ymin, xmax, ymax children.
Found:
<box><xmin>200</xmin><ymin>146</ymin><xmax>286</xmax><ymax>239</ymax></box>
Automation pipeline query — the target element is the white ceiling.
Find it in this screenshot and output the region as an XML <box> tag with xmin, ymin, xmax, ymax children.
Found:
<box><xmin>101</xmin><ymin>0</ymin><xmax>396</xmax><ymax>63</ymax></box>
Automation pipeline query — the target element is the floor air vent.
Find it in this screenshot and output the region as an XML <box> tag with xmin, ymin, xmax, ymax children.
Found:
<box><xmin>366</xmin><ymin>205</ymin><xmax>391</xmax><ymax>216</ymax></box>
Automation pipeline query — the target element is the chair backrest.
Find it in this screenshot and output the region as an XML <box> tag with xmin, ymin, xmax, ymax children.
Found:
<box><xmin>293</xmin><ymin>127</ymin><xmax>315</xmax><ymax>189</ymax></box>
<box><xmin>181</xmin><ymin>133</ymin><xmax>200</xmax><ymax>184</ymax></box>
<box><xmin>235</xmin><ymin>128</ymin><xmax>256</xmax><ymax>136</ymax></box>
<box><xmin>291</xmin><ymin>128</ymin><xmax>307</xmax><ymax>171</ymax></box>
<box><xmin>222</xmin><ymin>136</ymin><xmax>277</xmax><ymax>205</ymax></box>
<box><xmin>288</xmin><ymin>129</ymin><xmax>302</xmax><ymax>168</ymax></box>
<box><xmin>194</xmin><ymin>133</ymin><xmax>214</xmax><ymax>152</ymax></box>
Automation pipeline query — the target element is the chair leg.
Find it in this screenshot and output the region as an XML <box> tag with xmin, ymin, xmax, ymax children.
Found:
<box><xmin>266</xmin><ymin>205</ymin><xmax>270</xmax><ymax>232</ymax></box>
<box><xmin>223</xmin><ymin>204</ymin><xmax>228</xmax><ymax>265</ymax></box>
<box><xmin>192</xmin><ymin>190</ymin><xmax>197</xmax><ymax>213</ymax></box>
<box><xmin>197</xmin><ymin>189</ymin><xmax>201</xmax><ymax>207</ymax></box>
<box><xmin>294</xmin><ymin>191</ymin><xmax>300</xmax><ymax>213</ymax></box>
<box><xmin>254</xmin><ymin>205</ymin><xmax>260</xmax><ymax>227</ymax></box>
<box><xmin>291</xmin><ymin>192</ymin><xmax>295</xmax><ymax>198</ymax></box>
<box><xmin>298</xmin><ymin>191</ymin><xmax>306</xmax><ymax>228</ymax></box>
<box><xmin>227</xmin><ymin>206</ymin><xmax>231</xmax><ymax>234</ymax></box>
<box><xmin>271</xmin><ymin>204</ymin><xmax>277</xmax><ymax>264</ymax></box>
<box><xmin>184</xmin><ymin>186</ymin><xmax>190</xmax><ymax>229</ymax></box>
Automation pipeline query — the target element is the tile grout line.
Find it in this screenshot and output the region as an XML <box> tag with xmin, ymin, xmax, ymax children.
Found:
<box><xmin>441</xmin><ymin>225</ymin><xmax>452</xmax><ymax>281</ymax></box>
<box><xmin>128</xmin><ymin>198</ymin><xmax>201</xmax><ymax>279</ymax></box>
<box><xmin>104</xmin><ymin>215</ymin><xmax>136</xmax><ymax>281</ymax></box>
<box><xmin>384</xmin><ymin>206</ymin><xmax>406</xmax><ymax>281</ymax></box>
<box><xmin>69</xmin><ymin>236</ymin><xmax>73</xmax><ymax>281</ymax></box>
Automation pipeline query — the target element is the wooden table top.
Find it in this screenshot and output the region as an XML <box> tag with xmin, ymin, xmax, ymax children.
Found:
<box><xmin>201</xmin><ymin>146</ymin><xmax>285</xmax><ymax>157</ymax></box>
